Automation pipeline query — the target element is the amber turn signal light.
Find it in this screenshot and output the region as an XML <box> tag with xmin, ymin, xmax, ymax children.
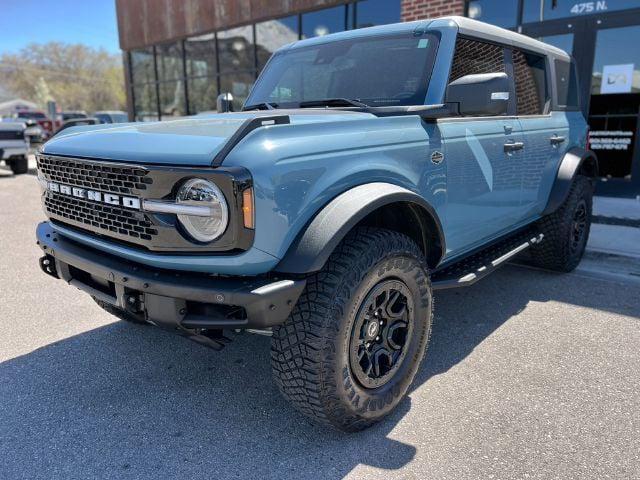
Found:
<box><xmin>242</xmin><ymin>187</ymin><xmax>255</xmax><ymax>229</ymax></box>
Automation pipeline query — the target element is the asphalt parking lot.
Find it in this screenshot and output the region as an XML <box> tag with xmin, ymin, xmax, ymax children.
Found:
<box><xmin>1</xmin><ymin>167</ymin><xmax>639</xmax><ymax>479</ymax></box>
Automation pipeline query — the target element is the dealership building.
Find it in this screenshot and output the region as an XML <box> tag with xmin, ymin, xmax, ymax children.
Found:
<box><xmin>115</xmin><ymin>0</ymin><xmax>640</xmax><ymax>198</ymax></box>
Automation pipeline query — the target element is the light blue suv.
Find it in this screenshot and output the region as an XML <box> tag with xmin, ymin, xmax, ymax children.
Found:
<box><xmin>36</xmin><ymin>17</ymin><xmax>597</xmax><ymax>431</ymax></box>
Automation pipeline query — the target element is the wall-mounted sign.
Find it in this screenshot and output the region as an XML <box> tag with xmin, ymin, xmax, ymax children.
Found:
<box><xmin>570</xmin><ymin>1</ymin><xmax>608</xmax><ymax>15</ymax></box>
<box><xmin>601</xmin><ymin>64</ymin><xmax>634</xmax><ymax>94</ymax></box>
<box><xmin>588</xmin><ymin>130</ymin><xmax>634</xmax><ymax>151</ymax></box>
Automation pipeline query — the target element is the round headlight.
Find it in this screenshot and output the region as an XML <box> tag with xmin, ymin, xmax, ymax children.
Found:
<box><xmin>176</xmin><ymin>178</ymin><xmax>228</xmax><ymax>242</ymax></box>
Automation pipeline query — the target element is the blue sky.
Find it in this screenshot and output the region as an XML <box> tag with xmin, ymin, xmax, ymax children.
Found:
<box><xmin>0</xmin><ymin>0</ymin><xmax>120</xmax><ymax>54</ymax></box>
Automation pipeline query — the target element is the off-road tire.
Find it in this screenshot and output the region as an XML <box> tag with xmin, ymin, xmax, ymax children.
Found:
<box><xmin>271</xmin><ymin>227</ymin><xmax>433</xmax><ymax>432</ymax></box>
<box><xmin>529</xmin><ymin>175</ymin><xmax>593</xmax><ymax>272</ymax></box>
<box><xmin>9</xmin><ymin>156</ymin><xmax>29</xmax><ymax>175</ymax></box>
<box><xmin>92</xmin><ymin>297</ymin><xmax>148</xmax><ymax>324</ymax></box>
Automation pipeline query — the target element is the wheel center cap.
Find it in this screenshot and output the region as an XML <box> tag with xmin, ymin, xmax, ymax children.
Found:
<box><xmin>366</xmin><ymin>321</ymin><xmax>379</xmax><ymax>338</ymax></box>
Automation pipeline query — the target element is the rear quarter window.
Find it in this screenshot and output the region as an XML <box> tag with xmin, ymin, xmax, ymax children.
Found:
<box><xmin>554</xmin><ymin>58</ymin><xmax>580</xmax><ymax>110</ymax></box>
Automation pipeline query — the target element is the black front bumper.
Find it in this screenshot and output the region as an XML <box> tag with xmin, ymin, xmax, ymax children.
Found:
<box><xmin>36</xmin><ymin>222</ymin><xmax>305</xmax><ymax>338</ymax></box>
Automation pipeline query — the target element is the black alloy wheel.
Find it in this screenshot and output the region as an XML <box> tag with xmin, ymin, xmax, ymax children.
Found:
<box><xmin>349</xmin><ymin>280</ymin><xmax>414</xmax><ymax>389</ymax></box>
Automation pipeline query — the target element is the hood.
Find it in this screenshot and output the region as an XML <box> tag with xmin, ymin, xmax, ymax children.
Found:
<box><xmin>41</xmin><ymin>110</ymin><xmax>374</xmax><ymax>166</ymax></box>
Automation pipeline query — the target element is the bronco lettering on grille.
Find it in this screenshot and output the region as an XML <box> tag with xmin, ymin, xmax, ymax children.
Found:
<box><xmin>47</xmin><ymin>182</ymin><xmax>141</xmax><ymax>210</ymax></box>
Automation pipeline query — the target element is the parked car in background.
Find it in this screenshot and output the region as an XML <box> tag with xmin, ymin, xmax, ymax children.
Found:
<box><xmin>0</xmin><ymin>121</ymin><xmax>29</xmax><ymax>174</ymax></box>
<box><xmin>35</xmin><ymin>17</ymin><xmax>596</xmax><ymax>431</ymax></box>
<box><xmin>58</xmin><ymin>111</ymin><xmax>88</xmax><ymax>122</ymax></box>
<box><xmin>54</xmin><ymin>117</ymin><xmax>99</xmax><ymax>136</ymax></box>
<box><xmin>8</xmin><ymin>116</ymin><xmax>44</xmax><ymax>143</ymax></box>
<box><xmin>3</xmin><ymin>116</ymin><xmax>42</xmax><ymax>143</ymax></box>
<box><xmin>15</xmin><ymin>110</ymin><xmax>54</xmax><ymax>139</ymax></box>
<box><xmin>94</xmin><ymin>110</ymin><xmax>128</xmax><ymax>124</ymax></box>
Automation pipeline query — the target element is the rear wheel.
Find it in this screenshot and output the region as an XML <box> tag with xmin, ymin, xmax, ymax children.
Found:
<box><xmin>529</xmin><ymin>175</ymin><xmax>593</xmax><ymax>272</ymax></box>
<box><xmin>271</xmin><ymin>227</ymin><xmax>433</xmax><ymax>431</ymax></box>
<box><xmin>9</xmin><ymin>156</ymin><xmax>28</xmax><ymax>175</ymax></box>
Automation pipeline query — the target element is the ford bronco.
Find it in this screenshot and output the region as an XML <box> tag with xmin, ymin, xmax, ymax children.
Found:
<box><xmin>36</xmin><ymin>17</ymin><xmax>596</xmax><ymax>431</ymax></box>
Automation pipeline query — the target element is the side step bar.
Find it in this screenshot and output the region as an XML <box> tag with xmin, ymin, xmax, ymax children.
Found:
<box><xmin>431</xmin><ymin>233</ymin><xmax>544</xmax><ymax>291</ymax></box>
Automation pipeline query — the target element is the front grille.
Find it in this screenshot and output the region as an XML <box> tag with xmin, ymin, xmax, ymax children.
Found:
<box><xmin>37</xmin><ymin>156</ymin><xmax>152</xmax><ymax>195</ymax></box>
<box><xmin>37</xmin><ymin>153</ymin><xmax>251</xmax><ymax>253</ymax></box>
<box><xmin>0</xmin><ymin>130</ymin><xmax>23</xmax><ymax>140</ymax></box>
<box><xmin>45</xmin><ymin>193</ymin><xmax>158</xmax><ymax>241</ymax></box>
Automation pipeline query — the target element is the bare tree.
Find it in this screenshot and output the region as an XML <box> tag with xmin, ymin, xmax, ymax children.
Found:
<box><xmin>0</xmin><ymin>42</ymin><xmax>125</xmax><ymax>112</ymax></box>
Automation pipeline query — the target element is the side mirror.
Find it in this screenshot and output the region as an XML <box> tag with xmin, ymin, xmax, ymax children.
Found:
<box><xmin>447</xmin><ymin>72</ymin><xmax>510</xmax><ymax>116</ymax></box>
<box><xmin>216</xmin><ymin>93</ymin><xmax>234</xmax><ymax>113</ymax></box>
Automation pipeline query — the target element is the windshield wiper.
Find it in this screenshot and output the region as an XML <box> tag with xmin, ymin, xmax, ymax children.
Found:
<box><xmin>242</xmin><ymin>102</ymin><xmax>277</xmax><ymax>111</ymax></box>
<box><xmin>298</xmin><ymin>98</ymin><xmax>369</xmax><ymax>109</ymax></box>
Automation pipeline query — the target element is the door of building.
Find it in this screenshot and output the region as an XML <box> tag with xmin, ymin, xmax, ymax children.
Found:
<box><xmin>523</xmin><ymin>8</ymin><xmax>640</xmax><ymax>198</ymax></box>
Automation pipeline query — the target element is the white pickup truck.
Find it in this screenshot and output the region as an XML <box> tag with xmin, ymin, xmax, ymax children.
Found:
<box><xmin>0</xmin><ymin>121</ymin><xmax>29</xmax><ymax>174</ymax></box>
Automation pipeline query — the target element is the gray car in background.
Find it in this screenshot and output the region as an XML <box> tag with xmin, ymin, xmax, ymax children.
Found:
<box><xmin>94</xmin><ymin>110</ymin><xmax>128</xmax><ymax>124</ymax></box>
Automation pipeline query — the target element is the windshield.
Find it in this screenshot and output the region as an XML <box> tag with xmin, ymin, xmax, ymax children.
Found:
<box><xmin>246</xmin><ymin>33</ymin><xmax>438</xmax><ymax>108</ymax></box>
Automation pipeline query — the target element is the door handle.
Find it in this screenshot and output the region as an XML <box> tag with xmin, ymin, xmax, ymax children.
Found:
<box><xmin>504</xmin><ymin>141</ymin><xmax>524</xmax><ymax>153</ymax></box>
<box><xmin>550</xmin><ymin>135</ymin><xmax>566</xmax><ymax>146</ymax></box>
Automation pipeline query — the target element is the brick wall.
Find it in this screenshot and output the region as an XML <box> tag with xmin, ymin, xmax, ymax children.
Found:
<box><xmin>401</xmin><ymin>0</ymin><xmax>465</xmax><ymax>22</ymax></box>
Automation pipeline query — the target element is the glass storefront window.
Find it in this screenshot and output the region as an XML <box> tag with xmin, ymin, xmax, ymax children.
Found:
<box><xmin>130</xmin><ymin>47</ymin><xmax>155</xmax><ymax>85</ymax></box>
<box><xmin>256</xmin><ymin>16</ymin><xmax>299</xmax><ymax>71</ymax></box>
<box><xmin>156</xmin><ymin>42</ymin><xmax>184</xmax><ymax>82</ymax></box>
<box><xmin>588</xmin><ymin>24</ymin><xmax>640</xmax><ymax>181</ymax></box>
<box><xmin>591</xmin><ymin>25</ymin><xmax>640</xmax><ymax>95</ymax></box>
<box><xmin>356</xmin><ymin>0</ymin><xmax>401</xmax><ymax>28</ymax></box>
<box><xmin>185</xmin><ymin>33</ymin><xmax>217</xmax><ymax>77</ymax></box>
<box><xmin>159</xmin><ymin>81</ymin><xmax>186</xmax><ymax>118</ymax></box>
<box><xmin>467</xmin><ymin>0</ymin><xmax>519</xmax><ymax>29</ymax></box>
<box><xmin>219</xmin><ymin>72</ymin><xmax>255</xmax><ymax>110</ymax></box>
<box><xmin>217</xmin><ymin>25</ymin><xmax>255</xmax><ymax>73</ymax></box>
<box><xmin>524</xmin><ymin>0</ymin><xmax>640</xmax><ymax>23</ymax></box>
<box><xmin>539</xmin><ymin>33</ymin><xmax>574</xmax><ymax>56</ymax></box>
<box><xmin>302</xmin><ymin>6</ymin><xmax>346</xmax><ymax>39</ymax></box>
<box><xmin>188</xmin><ymin>77</ymin><xmax>218</xmax><ymax>114</ymax></box>
<box><xmin>133</xmin><ymin>83</ymin><xmax>158</xmax><ymax>122</ymax></box>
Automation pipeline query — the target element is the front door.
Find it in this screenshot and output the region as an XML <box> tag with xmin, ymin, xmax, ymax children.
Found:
<box><xmin>440</xmin><ymin>118</ymin><xmax>526</xmax><ymax>256</ymax></box>
<box><xmin>524</xmin><ymin>8</ymin><xmax>640</xmax><ymax>198</ymax></box>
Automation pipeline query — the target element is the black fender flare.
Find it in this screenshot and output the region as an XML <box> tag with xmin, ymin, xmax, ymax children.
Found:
<box><xmin>275</xmin><ymin>182</ymin><xmax>446</xmax><ymax>274</ymax></box>
<box><xmin>542</xmin><ymin>147</ymin><xmax>598</xmax><ymax>216</ymax></box>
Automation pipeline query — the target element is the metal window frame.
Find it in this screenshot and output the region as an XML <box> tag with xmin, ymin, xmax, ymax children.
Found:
<box><xmin>129</xmin><ymin>0</ymin><xmax>409</xmax><ymax>120</ymax></box>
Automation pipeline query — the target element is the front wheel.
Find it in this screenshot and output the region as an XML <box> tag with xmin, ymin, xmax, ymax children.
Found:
<box><xmin>271</xmin><ymin>228</ymin><xmax>433</xmax><ymax>431</ymax></box>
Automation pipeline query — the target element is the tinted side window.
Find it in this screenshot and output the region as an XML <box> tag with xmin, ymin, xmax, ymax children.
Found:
<box><xmin>513</xmin><ymin>50</ymin><xmax>548</xmax><ymax>115</ymax></box>
<box><xmin>555</xmin><ymin>59</ymin><xmax>579</xmax><ymax>109</ymax></box>
<box><xmin>449</xmin><ymin>38</ymin><xmax>506</xmax><ymax>82</ymax></box>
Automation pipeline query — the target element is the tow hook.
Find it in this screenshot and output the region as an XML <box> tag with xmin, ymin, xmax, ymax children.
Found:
<box><xmin>39</xmin><ymin>255</ymin><xmax>59</xmax><ymax>279</ymax></box>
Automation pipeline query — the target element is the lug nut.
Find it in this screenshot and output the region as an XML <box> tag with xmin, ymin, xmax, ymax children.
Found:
<box><xmin>375</xmin><ymin>336</ymin><xmax>380</xmax><ymax>341</ymax></box>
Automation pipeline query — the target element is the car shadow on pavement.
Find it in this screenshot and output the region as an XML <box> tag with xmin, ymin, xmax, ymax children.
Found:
<box><xmin>0</xmin><ymin>265</ymin><xmax>638</xmax><ymax>479</ymax></box>
<box><xmin>0</xmin><ymin>166</ymin><xmax>38</xmax><ymax>177</ymax></box>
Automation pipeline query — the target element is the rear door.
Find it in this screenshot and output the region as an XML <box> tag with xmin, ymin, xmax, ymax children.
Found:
<box><xmin>439</xmin><ymin>38</ymin><xmax>526</xmax><ymax>257</ymax></box>
<box><xmin>512</xmin><ymin>48</ymin><xmax>569</xmax><ymax>218</ymax></box>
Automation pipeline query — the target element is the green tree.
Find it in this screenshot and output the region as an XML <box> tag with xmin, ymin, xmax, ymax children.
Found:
<box><xmin>0</xmin><ymin>42</ymin><xmax>125</xmax><ymax>112</ymax></box>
